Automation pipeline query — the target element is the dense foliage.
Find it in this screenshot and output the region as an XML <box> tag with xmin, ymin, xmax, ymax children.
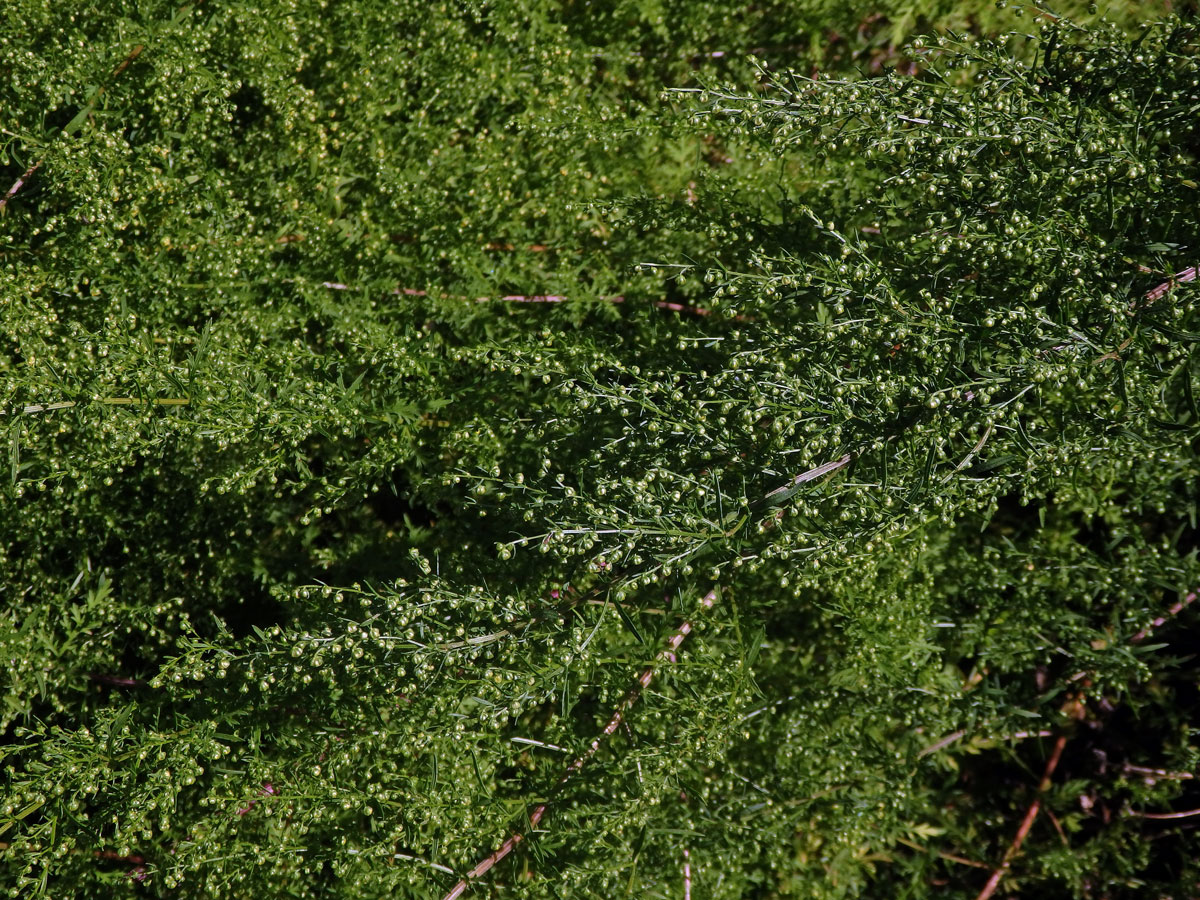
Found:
<box><xmin>2</xmin><ymin>2</ymin><xmax>1198</xmax><ymax>898</ymax></box>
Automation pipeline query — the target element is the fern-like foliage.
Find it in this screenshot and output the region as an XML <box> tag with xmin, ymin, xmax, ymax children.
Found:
<box><xmin>2</xmin><ymin>3</ymin><xmax>1198</xmax><ymax>899</ymax></box>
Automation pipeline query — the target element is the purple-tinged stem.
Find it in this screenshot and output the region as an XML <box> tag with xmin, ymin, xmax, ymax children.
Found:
<box><xmin>1145</xmin><ymin>266</ymin><xmax>1197</xmax><ymax>302</ymax></box>
<box><xmin>1130</xmin><ymin>591</ymin><xmax>1196</xmax><ymax>645</ymax></box>
<box><xmin>1130</xmin><ymin>806</ymin><xmax>1200</xmax><ymax>820</ymax></box>
<box><xmin>0</xmin><ymin>160</ymin><xmax>42</xmax><ymax>214</ymax></box>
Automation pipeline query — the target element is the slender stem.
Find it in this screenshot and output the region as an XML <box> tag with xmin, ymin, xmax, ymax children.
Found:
<box><xmin>441</xmin><ymin>591</ymin><xmax>718</xmax><ymax>900</ymax></box>
<box><xmin>0</xmin><ymin>40</ymin><xmax>148</xmax><ymax>213</ymax></box>
<box><xmin>1129</xmin><ymin>591</ymin><xmax>1196</xmax><ymax>645</ymax></box>
<box><xmin>917</xmin><ymin>728</ymin><xmax>1051</xmax><ymax>758</ymax></box>
<box><xmin>1144</xmin><ymin>265</ymin><xmax>1198</xmax><ymax>302</ymax></box>
<box><xmin>1122</xmin><ymin>764</ymin><xmax>1194</xmax><ymax>781</ymax></box>
<box><xmin>1</xmin><ymin>397</ymin><xmax>190</xmax><ymax>416</ymax></box>
<box><xmin>325</xmin><ymin>281</ymin><xmax>626</xmax><ymax>305</ymax></box>
<box><xmin>895</xmin><ymin>837</ymin><xmax>990</xmax><ymax>869</ymax></box>
<box><xmin>918</xmin><ymin>730</ymin><xmax>965</xmax><ymax>757</ymax></box>
<box><xmin>1130</xmin><ymin>807</ymin><xmax>1200</xmax><ymax>820</ymax></box>
<box><xmin>973</xmin><ymin>734</ymin><xmax>1067</xmax><ymax>900</ymax></box>
<box><xmin>0</xmin><ymin>160</ymin><xmax>42</xmax><ymax>214</ymax></box>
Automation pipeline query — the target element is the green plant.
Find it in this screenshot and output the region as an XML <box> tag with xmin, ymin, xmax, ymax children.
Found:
<box><xmin>2</xmin><ymin>3</ymin><xmax>1198</xmax><ymax>898</ymax></box>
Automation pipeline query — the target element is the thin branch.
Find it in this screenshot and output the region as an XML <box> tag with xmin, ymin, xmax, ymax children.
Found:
<box><xmin>328</xmin><ymin>280</ymin><xmax>750</xmax><ymax>319</ymax></box>
<box><xmin>510</xmin><ymin>736</ymin><xmax>567</xmax><ymax>753</ymax></box>
<box><xmin>1144</xmin><ymin>265</ymin><xmax>1198</xmax><ymax>303</ymax></box>
<box><xmin>0</xmin><ymin>40</ymin><xmax>148</xmax><ymax>213</ymax></box>
<box><xmin>0</xmin><ymin>400</ymin><xmax>78</xmax><ymax>416</ymax></box>
<box><xmin>1121</xmin><ymin>764</ymin><xmax>1195</xmax><ymax>781</ymax></box>
<box><xmin>87</xmin><ymin>673</ymin><xmax>146</xmax><ymax>688</ymax></box>
<box><xmin>1129</xmin><ymin>591</ymin><xmax>1196</xmax><ymax>645</ymax></box>
<box><xmin>440</xmin><ymin>590</ymin><xmax>718</xmax><ymax>900</ymax></box>
<box><xmin>938</xmin><ymin>850</ymin><xmax>990</xmax><ymax>870</ymax></box>
<box><xmin>392</xmin><ymin>852</ymin><xmax>457</xmax><ymax>876</ymax></box>
<box><xmin>1128</xmin><ymin>807</ymin><xmax>1200</xmax><ymax>820</ymax></box>
<box><xmin>756</xmin><ymin>454</ymin><xmax>853</xmax><ymax>510</ymax></box>
<box><xmin>949</xmin><ymin>423</ymin><xmax>993</xmax><ymax>476</ymax></box>
<box><xmin>918</xmin><ymin>730</ymin><xmax>965</xmax><ymax>758</ymax></box>
<box><xmin>0</xmin><ymin>160</ymin><xmax>42</xmax><ymax>214</ymax></box>
<box><xmin>1043</xmin><ymin>807</ymin><xmax>1070</xmax><ymax>847</ymax></box>
<box><xmin>324</xmin><ymin>281</ymin><xmax>626</xmax><ymax>306</ymax></box>
<box><xmin>973</xmin><ymin>734</ymin><xmax>1068</xmax><ymax>900</ymax></box>
<box><xmin>895</xmin><ymin>837</ymin><xmax>990</xmax><ymax>869</ymax></box>
<box><xmin>341</xmin><ymin>848</ymin><xmax>459</xmax><ymax>875</ymax></box>
<box><xmin>917</xmin><ymin>728</ymin><xmax>1051</xmax><ymax>758</ymax></box>
<box><xmin>0</xmin><ymin>397</ymin><xmax>190</xmax><ymax>417</ymax></box>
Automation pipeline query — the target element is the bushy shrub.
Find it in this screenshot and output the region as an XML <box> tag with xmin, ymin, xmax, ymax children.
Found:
<box><xmin>2</xmin><ymin>3</ymin><xmax>1197</xmax><ymax>898</ymax></box>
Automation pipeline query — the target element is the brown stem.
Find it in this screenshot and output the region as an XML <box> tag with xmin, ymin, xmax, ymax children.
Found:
<box><xmin>1129</xmin><ymin>807</ymin><xmax>1200</xmax><ymax>820</ymax></box>
<box><xmin>440</xmin><ymin>590</ymin><xmax>718</xmax><ymax>900</ymax></box>
<box><xmin>0</xmin><ymin>160</ymin><xmax>42</xmax><ymax>214</ymax></box>
<box><xmin>1043</xmin><ymin>807</ymin><xmax>1070</xmax><ymax>847</ymax></box>
<box><xmin>327</xmin><ymin>281</ymin><xmax>629</xmax><ymax>306</ymax></box>
<box><xmin>973</xmin><ymin>734</ymin><xmax>1068</xmax><ymax>900</ymax></box>
<box><xmin>1129</xmin><ymin>591</ymin><xmax>1196</xmax><ymax>645</ymax></box>
<box><xmin>0</xmin><ymin>41</ymin><xmax>148</xmax><ymax>213</ymax></box>
<box><xmin>87</xmin><ymin>673</ymin><xmax>146</xmax><ymax>687</ymax></box>
<box><xmin>895</xmin><ymin>837</ymin><xmax>990</xmax><ymax>870</ymax></box>
<box><xmin>1144</xmin><ymin>265</ymin><xmax>1198</xmax><ymax>303</ymax></box>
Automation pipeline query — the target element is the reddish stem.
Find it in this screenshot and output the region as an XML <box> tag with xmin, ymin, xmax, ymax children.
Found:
<box><xmin>1129</xmin><ymin>591</ymin><xmax>1196</xmax><ymax>645</ymax></box>
<box><xmin>1144</xmin><ymin>266</ymin><xmax>1197</xmax><ymax>302</ymax></box>
<box><xmin>1131</xmin><ymin>807</ymin><xmax>1200</xmax><ymax>820</ymax></box>
<box><xmin>441</xmin><ymin>591</ymin><xmax>717</xmax><ymax>900</ymax></box>
<box><xmin>0</xmin><ymin>160</ymin><xmax>42</xmax><ymax>214</ymax></box>
<box><xmin>974</xmin><ymin>735</ymin><xmax>1067</xmax><ymax>900</ymax></box>
<box><xmin>0</xmin><ymin>40</ymin><xmax>147</xmax><ymax>213</ymax></box>
<box><xmin>972</xmin><ymin>589</ymin><xmax>1195</xmax><ymax>898</ymax></box>
<box><xmin>87</xmin><ymin>673</ymin><xmax>145</xmax><ymax>687</ymax></box>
